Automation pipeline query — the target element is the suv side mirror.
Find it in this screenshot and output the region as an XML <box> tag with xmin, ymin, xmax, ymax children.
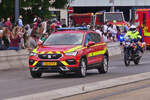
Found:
<box><xmin>38</xmin><ymin>41</ymin><xmax>43</xmax><ymax>46</ymax></box>
<box><xmin>88</xmin><ymin>41</ymin><xmax>95</xmax><ymax>47</ymax></box>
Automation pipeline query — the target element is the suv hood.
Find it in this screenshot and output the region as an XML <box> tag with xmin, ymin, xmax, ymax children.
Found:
<box><xmin>33</xmin><ymin>45</ymin><xmax>82</xmax><ymax>54</ymax></box>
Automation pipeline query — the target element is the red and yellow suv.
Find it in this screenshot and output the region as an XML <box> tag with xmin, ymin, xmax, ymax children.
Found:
<box><xmin>29</xmin><ymin>28</ymin><xmax>109</xmax><ymax>78</ymax></box>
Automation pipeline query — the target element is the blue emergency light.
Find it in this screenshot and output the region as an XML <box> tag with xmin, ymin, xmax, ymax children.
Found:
<box><xmin>119</xmin><ymin>34</ymin><xmax>124</xmax><ymax>42</ymax></box>
<box><xmin>57</xmin><ymin>27</ymin><xmax>88</xmax><ymax>31</ymax></box>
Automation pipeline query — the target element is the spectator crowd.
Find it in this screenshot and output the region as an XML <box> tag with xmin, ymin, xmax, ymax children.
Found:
<box><xmin>76</xmin><ymin>21</ymin><xmax>129</xmax><ymax>43</ymax></box>
<box><xmin>0</xmin><ymin>15</ymin><xmax>62</xmax><ymax>51</ymax></box>
<box><xmin>0</xmin><ymin>15</ymin><xmax>129</xmax><ymax>51</ymax></box>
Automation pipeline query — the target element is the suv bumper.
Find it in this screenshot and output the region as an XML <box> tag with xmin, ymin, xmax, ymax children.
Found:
<box><xmin>29</xmin><ymin>56</ymin><xmax>80</xmax><ymax>73</ymax></box>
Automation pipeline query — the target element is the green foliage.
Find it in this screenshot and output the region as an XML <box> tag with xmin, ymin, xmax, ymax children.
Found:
<box><xmin>0</xmin><ymin>0</ymin><xmax>15</xmax><ymax>20</ymax></box>
<box><xmin>52</xmin><ymin>0</ymin><xmax>68</xmax><ymax>9</ymax></box>
<box><xmin>0</xmin><ymin>0</ymin><xmax>67</xmax><ymax>23</ymax></box>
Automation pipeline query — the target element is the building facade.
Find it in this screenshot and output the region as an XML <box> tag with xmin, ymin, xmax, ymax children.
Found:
<box><xmin>71</xmin><ymin>0</ymin><xmax>150</xmax><ymax>21</ymax></box>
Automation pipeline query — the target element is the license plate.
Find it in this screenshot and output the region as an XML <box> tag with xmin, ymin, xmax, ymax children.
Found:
<box><xmin>43</xmin><ymin>62</ymin><xmax>57</xmax><ymax>66</ymax></box>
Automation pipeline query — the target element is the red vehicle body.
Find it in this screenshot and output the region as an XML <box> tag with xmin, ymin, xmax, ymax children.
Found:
<box><xmin>135</xmin><ymin>9</ymin><xmax>150</xmax><ymax>46</ymax></box>
<box><xmin>29</xmin><ymin>29</ymin><xmax>109</xmax><ymax>78</ymax></box>
<box><xmin>71</xmin><ymin>12</ymin><xmax>128</xmax><ymax>27</ymax></box>
<box><xmin>95</xmin><ymin>12</ymin><xmax>129</xmax><ymax>26</ymax></box>
<box><xmin>70</xmin><ymin>13</ymin><xmax>94</xmax><ymax>26</ymax></box>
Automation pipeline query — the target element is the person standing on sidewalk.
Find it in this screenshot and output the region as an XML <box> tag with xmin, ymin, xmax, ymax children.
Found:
<box><xmin>17</xmin><ymin>15</ymin><xmax>24</xmax><ymax>27</ymax></box>
<box><xmin>0</xmin><ymin>18</ymin><xmax>5</xmax><ymax>27</ymax></box>
<box><xmin>5</xmin><ymin>17</ymin><xmax>12</xmax><ymax>30</ymax></box>
<box><xmin>8</xmin><ymin>27</ymin><xmax>21</xmax><ymax>51</ymax></box>
<box><xmin>27</xmin><ymin>34</ymin><xmax>38</xmax><ymax>52</ymax></box>
<box><xmin>112</xmin><ymin>20</ymin><xmax>117</xmax><ymax>41</ymax></box>
<box><xmin>95</xmin><ymin>25</ymin><xmax>102</xmax><ymax>36</ymax></box>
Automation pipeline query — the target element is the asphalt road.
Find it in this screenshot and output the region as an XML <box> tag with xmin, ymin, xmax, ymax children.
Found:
<box><xmin>1</xmin><ymin>51</ymin><xmax>150</xmax><ymax>100</ymax></box>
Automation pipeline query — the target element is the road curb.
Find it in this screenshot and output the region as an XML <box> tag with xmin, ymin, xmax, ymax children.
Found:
<box><xmin>5</xmin><ymin>72</ymin><xmax>150</xmax><ymax>100</ymax></box>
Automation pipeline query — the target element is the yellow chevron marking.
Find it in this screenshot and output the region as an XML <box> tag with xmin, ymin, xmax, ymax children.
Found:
<box><xmin>56</xmin><ymin>51</ymin><xmax>61</xmax><ymax>54</ymax></box>
<box><xmin>48</xmin><ymin>51</ymin><xmax>53</xmax><ymax>54</ymax></box>
<box><xmin>32</xmin><ymin>48</ymin><xmax>38</xmax><ymax>53</ymax></box>
<box><xmin>40</xmin><ymin>51</ymin><xmax>45</xmax><ymax>54</ymax></box>
<box><xmin>61</xmin><ymin>61</ymin><xmax>69</xmax><ymax>66</ymax></box>
<box><xmin>33</xmin><ymin>61</ymin><xmax>38</xmax><ymax>66</ymax></box>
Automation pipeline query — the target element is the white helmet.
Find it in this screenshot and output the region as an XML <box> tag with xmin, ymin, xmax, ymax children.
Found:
<box><xmin>129</xmin><ymin>25</ymin><xmax>137</xmax><ymax>33</ymax></box>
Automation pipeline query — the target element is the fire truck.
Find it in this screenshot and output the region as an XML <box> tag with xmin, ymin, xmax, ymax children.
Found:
<box><xmin>135</xmin><ymin>9</ymin><xmax>150</xmax><ymax>46</ymax></box>
<box><xmin>95</xmin><ymin>12</ymin><xmax>128</xmax><ymax>26</ymax></box>
<box><xmin>70</xmin><ymin>12</ymin><xmax>128</xmax><ymax>27</ymax></box>
<box><xmin>70</xmin><ymin>13</ymin><xmax>94</xmax><ymax>26</ymax></box>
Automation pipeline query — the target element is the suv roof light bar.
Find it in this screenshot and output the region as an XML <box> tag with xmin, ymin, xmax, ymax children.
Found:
<box><xmin>57</xmin><ymin>27</ymin><xmax>88</xmax><ymax>31</ymax></box>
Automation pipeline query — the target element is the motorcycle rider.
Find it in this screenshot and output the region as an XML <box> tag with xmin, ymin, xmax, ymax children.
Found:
<box><xmin>124</xmin><ymin>25</ymin><xmax>144</xmax><ymax>53</ymax></box>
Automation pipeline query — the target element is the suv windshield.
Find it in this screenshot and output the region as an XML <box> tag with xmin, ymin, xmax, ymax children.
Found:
<box><xmin>43</xmin><ymin>33</ymin><xmax>83</xmax><ymax>45</ymax></box>
<box><xmin>105</xmin><ymin>13</ymin><xmax>123</xmax><ymax>22</ymax></box>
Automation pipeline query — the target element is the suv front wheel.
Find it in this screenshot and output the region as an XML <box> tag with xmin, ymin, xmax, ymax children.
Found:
<box><xmin>77</xmin><ymin>58</ymin><xmax>87</xmax><ymax>77</ymax></box>
<box><xmin>30</xmin><ymin>69</ymin><xmax>42</xmax><ymax>78</ymax></box>
<box><xmin>98</xmin><ymin>55</ymin><xmax>108</xmax><ymax>74</ymax></box>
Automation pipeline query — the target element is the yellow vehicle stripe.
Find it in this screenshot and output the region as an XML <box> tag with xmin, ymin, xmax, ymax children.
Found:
<box><xmin>88</xmin><ymin>48</ymin><xmax>107</xmax><ymax>57</ymax></box>
<box><xmin>90</xmin><ymin>43</ymin><xmax>105</xmax><ymax>47</ymax></box>
<box><xmin>144</xmin><ymin>32</ymin><xmax>150</xmax><ymax>37</ymax></box>
<box><xmin>64</xmin><ymin>45</ymin><xmax>82</xmax><ymax>53</ymax></box>
<box><xmin>93</xmin><ymin>48</ymin><xmax>106</xmax><ymax>56</ymax></box>
<box><xmin>88</xmin><ymin>53</ymin><xmax>93</xmax><ymax>57</ymax></box>
<box><xmin>33</xmin><ymin>61</ymin><xmax>38</xmax><ymax>66</ymax></box>
<box><xmin>143</xmin><ymin>27</ymin><xmax>150</xmax><ymax>37</ymax></box>
<box><xmin>61</xmin><ymin>61</ymin><xmax>69</xmax><ymax>66</ymax></box>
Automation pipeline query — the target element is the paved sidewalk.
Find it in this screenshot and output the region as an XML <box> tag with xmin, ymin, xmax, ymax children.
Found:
<box><xmin>59</xmin><ymin>79</ymin><xmax>150</xmax><ymax>100</ymax></box>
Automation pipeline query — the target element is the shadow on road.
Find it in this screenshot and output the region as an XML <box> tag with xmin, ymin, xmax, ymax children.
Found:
<box><xmin>42</xmin><ymin>71</ymin><xmax>100</xmax><ymax>79</ymax></box>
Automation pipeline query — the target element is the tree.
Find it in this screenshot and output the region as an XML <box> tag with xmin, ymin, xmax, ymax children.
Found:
<box><xmin>0</xmin><ymin>0</ymin><xmax>15</xmax><ymax>19</ymax></box>
<box><xmin>0</xmin><ymin>0</ymin><xmax>68</xmax><ymax>23</ymax></box>
<box><xmin>52</xmin><ymin>0</ymin><xmax>67</xmax><ymax>9</ymax></box>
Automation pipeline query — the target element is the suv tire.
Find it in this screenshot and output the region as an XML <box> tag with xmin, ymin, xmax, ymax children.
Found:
<box><xmin>77</xmin><ymin>58</ymin><xmax>87</xmax><ymax>77</ymax></box>
<box><xmin>98</xmin><ymin>55</ymin><xmax>108</xmax><ymax>74</ymax></box>
<box><xmin>30</xmin><ymin>70</ymin><xmax>42</xmax><ymax>78</ymax></box>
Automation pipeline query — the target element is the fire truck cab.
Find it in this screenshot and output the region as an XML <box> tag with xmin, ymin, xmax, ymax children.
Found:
<box><xmin>71</xmin><ymin>12</ymin><xmax>128</xmax><ymax>27</ymax></box>
<box><xmin>70</xmin><ymin>13</ymin><xmax>94</xmax><ymax>26</ymax></box>
<box><xmin>95</xmin><ymin>12</ymin><xmax>127</xmax><ymax>25</ymax></box>
<box><xmin>135</xmin><ymin>9</ymin><xmax>150</xmax><ymax>46</ymax></box>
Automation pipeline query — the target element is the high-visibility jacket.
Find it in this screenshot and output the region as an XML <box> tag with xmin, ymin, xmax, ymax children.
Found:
<box><xmin>125</xmin><ymin>31</ymin><xmax>142</xmax><ymax>40</ymax></box>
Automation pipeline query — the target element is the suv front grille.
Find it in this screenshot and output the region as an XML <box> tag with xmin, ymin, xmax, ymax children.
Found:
<box><xmin>38</xmin><ymin>54</ymin><xmax>62</xmax><ymax>59</ymax></box>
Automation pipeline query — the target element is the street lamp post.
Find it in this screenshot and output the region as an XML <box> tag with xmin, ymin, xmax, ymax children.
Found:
<box><xmin>109</xmin><ymin>0</ymin><xmax>115</xmax><ymax>12</ymax></box>
<box><xmin>15</xmin><ymin>0</ymin><xmax>19</xmax><ymax>23</ymax></box>
<box><xmin>67</xmin><ymin>0</ymin><xmax>72</xmax><ymax>26</ymax></box>
<box><xmin>112</xmin><ymin>4</ymin><xmax>115</xmax><ymax>12</ymax></box>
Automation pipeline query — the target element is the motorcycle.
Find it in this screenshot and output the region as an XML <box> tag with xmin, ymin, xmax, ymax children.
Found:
<box><xmin>123</xmin><ymin>37</ymin><xmax>142</xmax><ymax>66</ymax></box>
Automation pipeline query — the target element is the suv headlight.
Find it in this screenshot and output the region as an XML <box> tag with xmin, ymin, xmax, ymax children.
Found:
<box><xmin>65</xmin><ymin>51</ymin><xmax>78</xmax><ymax>56</ymax></box>
<box><xmin>30</xmin><ymin>52</ymin><xmax>37</xmax><ymax>56</ymax></box>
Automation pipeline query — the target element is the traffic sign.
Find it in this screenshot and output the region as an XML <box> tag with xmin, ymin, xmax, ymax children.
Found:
<box><xmin>68</xmin><ymin>6</ymin><xmax>74</xmax><ymax>14</ymax></box>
